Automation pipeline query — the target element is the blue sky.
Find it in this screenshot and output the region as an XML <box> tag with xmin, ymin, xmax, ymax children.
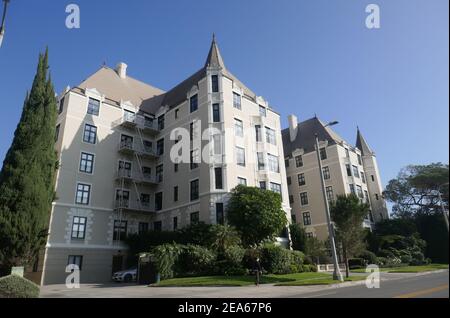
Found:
<box><xmin>0</xmin><ymin>0</ymin><xmax>448</xmax><ymax>188</ymax></box>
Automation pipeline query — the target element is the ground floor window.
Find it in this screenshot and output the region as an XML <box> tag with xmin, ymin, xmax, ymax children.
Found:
<box><xmin>67</xmin><ymin>255</ymin><xmax>83</xmax><ymax>271</ymax></box>
<box><xmin>113</xmin><ymin>220</ymin><xmax>127</xmax><ymax>241</ymax></box>
<box><xmin>190</xmin><ymin>212</ymin><xmax>200</xmax><ymax>224</ymax></box>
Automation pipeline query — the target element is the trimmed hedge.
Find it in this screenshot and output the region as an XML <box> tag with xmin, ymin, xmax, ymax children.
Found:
<box><xmin>0</xmin><ymin>275</ymin><xmax>40</xmax><ymax>298</ymax></box>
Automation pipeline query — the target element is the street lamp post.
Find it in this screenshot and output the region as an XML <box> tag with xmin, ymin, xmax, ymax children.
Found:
<box><xmin>315</xmin><ymin>121</ymin><xmax>343</xmax><ymax>281</ymax></box>
<box><xmin>0</xmin><ymin>0</ymin><xmax>11</xmax><ymax>48</ymax></box>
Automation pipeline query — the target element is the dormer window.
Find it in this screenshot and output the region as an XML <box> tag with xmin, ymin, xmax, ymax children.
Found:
<box><xmin>259</xmin><ymin>105</ymin><xmax>267</xmax><ymax>117</ymax></box>
<box><xmin>87</xmin><ymin>98</ymin><xmax>100</xmax><ymax>116</ymax></box>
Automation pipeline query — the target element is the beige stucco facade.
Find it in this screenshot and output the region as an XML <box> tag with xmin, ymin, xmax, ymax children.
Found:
<box><xmin>41</xmin><ymin>39</ymin><xmax>290</xmax><ymax>285</ymax></box>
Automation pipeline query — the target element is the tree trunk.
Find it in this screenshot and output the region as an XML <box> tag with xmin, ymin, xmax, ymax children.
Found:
<box><xmin>343</xmin><ymin>245</ymin><xmax>349</xmax><ymax>278</ymax></box>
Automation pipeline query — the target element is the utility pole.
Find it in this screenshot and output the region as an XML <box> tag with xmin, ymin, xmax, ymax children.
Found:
<box><xmin>314</xmin><ymin>121</ymin><xmax>343</xmax><ymax>282</ymax></box>
<box><xmin>437</xmin><ymin>183</ymin><xmax>449</xmax><ymax>232</ymax></box>
<box><xmin>0</xmin><ymin>0</ymin><xmax>11</xmax><ymax>48</ymax></box>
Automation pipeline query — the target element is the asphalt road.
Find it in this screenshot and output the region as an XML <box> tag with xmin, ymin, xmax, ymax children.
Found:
<box><xmin>297</xmin><ymin>270</ymin><xmax>449</xmax><ymax>298</ymax></box>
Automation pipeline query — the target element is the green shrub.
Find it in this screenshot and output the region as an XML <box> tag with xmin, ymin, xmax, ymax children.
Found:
<box><xmin>213</xmin><ymin>245</ymin><xmax>246</xmax><ymax>276</ymax></box>
<box><xmin>348</xmin><ymin>258</ymin><xmax>367</xmax><ymax>269</ymax></box>
<box><xmin>150</xmin><ymin>243</ymin><xmax>182</xmax><ymax>279</ymax></box>
<box><xmin>177</xmin><ymin>222</ymin><xmax>216</xmax><ymax>247</ymax></box>
<box><xmin>0</xmin><ymin>275</ymin><xmax>40</xmax><ymax>298</ymax></box>
<box><xmin>261</xmin><ymin>244</ymin><xmax>292</xmax><ymax>274</ymax></box>
<box><xmin>300</xmin><ymin>264</ymin><xmax>317</xmax><ymax>272</ymax></box>
<box><xmin>176</xmin><ymin>245</ymin><xmax>216</xmax><ymax>276</ymax></box>
<box><xmin>358</xmin><ymin>250</ymin><xmax>378</xmax><ymax>265</ymax></box>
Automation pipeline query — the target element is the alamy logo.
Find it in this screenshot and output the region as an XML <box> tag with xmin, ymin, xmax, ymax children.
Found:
<box><xmin>66</xmin><ymin>4</ymin><xmax>80</xmax><ymax>29</ymax></box>
<box><xmin>65</xmin><ymin>264</ymin><xmax>80</xmax><ymax>289</ymax></box>
<box><xmin>365</xmin><ymin>4</ymin><xmax>381</xmax><ymax>29</ymax></box>
<box><xmin>365</xmin><ymin>264</ymin><xmax>380</xmax><ymax>289</ymax></box>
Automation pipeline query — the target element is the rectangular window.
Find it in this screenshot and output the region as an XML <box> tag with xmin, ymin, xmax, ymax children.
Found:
<box><xmin>215</xmin><ymin>168</ymin><xmax>223</xmax><ymax>189</ymax></box>
<box><xmin>298</xmin><ymin>173</ymin><xmax>306</xmax><ymax>186</ymax></box>
<box><xmin>158</xmin><ymin>115</ymin><xmax>165</xmax><ymax>130</ymax></box>
<box><xmin>190</xmin><ymin>149</ymin><xmax>199</xmax><ymax>170</ymax></box>
<box><xmin>238</xmin><ymin>177</ymin><xmax>247</xmax><ymax>186</ymax></box>
<box><xmin>323</xmin><ymin>166</ymin><xmax>331</xmax><ymax>180</ymax></box>
<box><xmin>190</xmin><ymin>179</ymin><xmax>199</xmax><ymax>201</ymax></box>
<box><xmin>361</xmin><ymin>172</ymin><xmax>366</xmax><ymax>183</ymax></box>
<box><xmin>300</xmin><ymin>192</ymin><xmax>309</xmax><ymax>206</ymax></box>
<box><xmin>285</xmin><ymin>159</ymin><xmax>290</xmax><ymax>168</ymax></box>
<box><xmin>295</xmin><ymin>155</ymin><xmax>303</xmax><ymax>168</ymax></box>
<box><xmin>55</xmin><ymin>124</ymin><xmax>60</xmax><ymax>142</ymax></box>
<box><xmin>123</xmin><ymin>110</ymin><xmax>135</xmax><ymax>123</ymax></box>
<box><xmin>259</xmin><ymin>105</ymin><xmax>267</xmax><ymax>117</ymax></box>
<box><xmin>87</xmin><ymin>98</ymin><xmax>100</xmax><ymax>116</ymax></box>
<box><xmin>346</xmin><ymin>164</ymin><xmax>352</xmax><ymax>177</ymax></box>
<box><xmin>155</xmin><ymin>192</ymin><xmax>163</xmax><ymax>211</ymax></box>
<box><xmin>190</xmin><ymin>122</ymin><xmax>194</xmax><ymax>141</ymax></box>
<box><xmin>233</xmin><ymin>92</ymin><xmax>241</xmax><ymax>109</ymax></box>
<box><xmin>142</xmin><ymin>166</ymin><xmax>151</xmax><ymax>178</ymax></box>
<box><xmin>71</xmin><ymin>216</ymin><xmax>87</xmax><ymax>239</ymax></box>
<box><xmin>211</xmin><ymin>75</ymin><xmax>219</xmax><ymax>92</ymax></box>
<box><xmin>153</xmin><ymin>221</ymin><xmax>162</xmax><ymax>232</ymax></box>
<box><xmin>113</xmin><ymin>220</ymin><xmax>127</xmax><ymax>241</ymax></box>
<box><xmin>173</xmin><ymin>186</ymin><xmax>179</xmax><ymax>202</ymax></box>
<box><xmin>357</xmin><ymin>154</ymin><xmax>363</xmax><ymax>165</ymax></box>
<box><xmin>156</xmin><ymin>138</ymin><xmax>164</xmax><ymax>156</ymax></box>
<box><xmin>234</xmin><ymin>119</ymin><xmax>243</xmax><ymax>137</ymax></box>
<box><xmin>236</xmin><ymin>147</ymin><xmax>246</xmax><ymax>167</ymax></box>
<box><xmin>289</xmin><ymin>195</ymin><xmax>294</xmax><ymax>204</ymax></box>
<box><xmin>270</xmin><ymin>182</ymin><xmax>282</xmax><ymax>197</ymax></box>
<box><xmin>255</xmin><ymin>125</ymin><xmax>262</xmax><ymax>142</ymax></box>
<box><xmin>291</xmin><ymin>214</ymin><xmax>297</xmax><ymax>224</ymax></box>
<box><xmin>190</xmin><ymin>212</ymin><xmax>200</xmax><ymax>224</ymax></box>
<box><xmin>303</xmin><ymin>212</ymin><xmax>312</xmax><ymax>226</ymax></box>
<box><xmin>67</xmin><ymin>255</ymin><xmax>83</xmax><ymax>271</ymax></box>
<box><xmin>320</xmin><ymin>148</ymin><xmax>327</xmax><ymax>160</ymax></box>
<box><xmin>371</xmin><ymin>175</ymin><xmax>375</xmax><ymax>182</ymax></box>
<box><xmin>140</xmin><ymin>193</ymin><xmax>151</xmax><ymax>209</ymax></box>
<box><xmin>190</xmin><ymin>94</ymin><xmax>198</xmax><ymax>113</ymax></box>
<box><xmin>58</xmin><ymin>97</ymin><xmax>65</xmax><ymax>114</ymax></box>
<box><xmin>257</xmin><ymin>152</ymin><xmax>265</xmax><ymax>170</ymax></box>
<box><xmin>138</xmin><ymin>222</ymin><xmax>149</xmax><ymax>235</ymax></box>
<box><xmin>115</xmin><ymin>189</ymin><xmax>130</xmax><ymax>208</ymax></box>
<box><xmin>156</xmin><ymin>164</ymin><xmax>163</xmax><ymax>183</ymax></box>
<box><xmin>357</xmin><ymin>185</ymin><xmax>364</xmax><ymax>198</ymax></box>
<box><xmin>83</xmin><ymin>124</ymin><xmax>97</xmax><ymax>144</ymax></box>
<box><xmin>118</xmin><ymin>160</ymin><xmax>132</xmax><ymax>178</ymax></box>
<box><xmin>345</xmin><ymin>148</ymin><xmax>350</xmax><ymax>158</ymax></box>
<box><xmin>120</xmin><ymin>134</ymin><xmax>133</xmax><ymax>150</ymax></box>
<box><xmin>353</xmin><ymin>165</ymin><xmax>360</xmax><ymax>178</ymax></box>
<box><xmin>268</xmin><ymin>154</ymin><xmax>280</xmax><ymax>173</ymax></box>
<box><xmin>213</xmin><ymin>134</ymin><xmax>222</xmax><ymax>155</ymax></box>
<box><xmin>375</xmin><ymin>193</ymin><xmax>379</xmax><ymax>200</ymax></box>
<box><xmin>174</xmin><ymin>163</ymin><xmax>179</xmax><ymax>173</ymax></box>
<box><xmin>265</xmin><ymin>127</ymin><xmax>276</xmax><ymax>145</ymax></box>
<box><xmin>75</xmin><ymin>183</ymin><xmax>91</xmax><ymax>205</ymax></box>
<box><xmin>326</xmin><ymin>186</ymin><xmax>334</xmax><ymax>202</ymax></box>
<box><xmin>212</xmin><ymin>103</ymin><xmax>220</xmax><ymax>122</ymax></box>
<box><xmin>216</xmin><ymin>203</ymin><xmax>224</xmax><ymax>225</ymax></box>
<box><xmin>287</xmin><ymin>176</ymin><xmax>292</xmax><ymax>186</ymax></box>
<box><xmin>173</xmin><ymin>217</ymin><xmax>178</xmax><ymax>230</ymax></box>
<box><xmin>364</xmin><ymin>190</ymin><xmax>370</xmax><ymax>203</ymax></box>
<box><xmin>79</xmin><ymin>152</ymin><xmax>94</xmax><ymax>174</ymax></box>
<box><xmin>259</xmin><ymin>181</ymin><xmax>266</xmax><ymax>190</ymax></box>
<box><xmin>349</xmin><ymin>184</ymin><xmax>356</xmax><ymax>195</ymax></box>
<box><xmin>174</xmin><ymin>108</ymin><xmax>179</xmax><ymax>119</ymax></box>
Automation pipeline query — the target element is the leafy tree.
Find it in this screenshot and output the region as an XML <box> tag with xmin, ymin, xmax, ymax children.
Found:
<box><xmin>226</xmin><ymin>185</ymin><xmax>288</xmax><ymax>246</ymax></box>
<box><xmin>384</xmin><ymin>163</ymin><xmax>449</xmax><ymax>218</ymax></box>
<box><xmin>289</xmin><ymin>223</ymin><xmax>307</xmax><ymax>252</ymax></box>
<box><xmin>383</xmin><ymin>163</ymin><xmax>449</xmax><ymax>263</ymax></box>
<box><xmin>209</xmin><ymin>224</ymin><xmax>241</xmax><ymax>255</ymax></box>
<box><xmin>0</xmin><ymin>49</ymin><xmax>57</xmax><ymax>274</ymax></box>
<box><xmin>304</xmin><ymin>237</ymin><xmax>329</xmax><ymax>264</ymax></box>
<box><xmin>177</xmin><ymin>222</ymin><xmax>215</xmax><ymax>247</ymax></box>
<box><xmin>330</xmin><ymin>194</ymin><xmax>370</xmax><ymax>277</ymax></box>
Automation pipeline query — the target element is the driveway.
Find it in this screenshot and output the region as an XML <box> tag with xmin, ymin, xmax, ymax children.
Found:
<box><xmin>40</xmin><ymin>270</ymin><xmax>448</xmax><ymax>298</ymax></box>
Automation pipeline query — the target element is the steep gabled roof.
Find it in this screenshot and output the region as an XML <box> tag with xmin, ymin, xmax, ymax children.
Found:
<box><xmin>76</xmin><ymin>66</ymin><xmax>164</xmax><ymax>109</ymax></box>
<box><xmin>282</xmin><ymin>117</ymin><xmax>344</xmax><ymax>157</ymax></box>
<box><xmin>356</xmin><ymin>127</ymin><xmax>374</xmax><ymax>156</ymax></box>
<box><xmin>205</xmin><ymin>34</ymin><xmax>225</xmax><ymax>68</ymax></box>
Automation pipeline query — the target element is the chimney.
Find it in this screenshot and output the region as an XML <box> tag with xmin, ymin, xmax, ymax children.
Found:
<box><xmin>288</xmin><ymin>114</ymin><xmax>298</xmax><ymax>142</ymax></box>
<box><xmin>116</xmin><ymin>62</ymin><xmax>128</xmax><ymax>79</ymax></box>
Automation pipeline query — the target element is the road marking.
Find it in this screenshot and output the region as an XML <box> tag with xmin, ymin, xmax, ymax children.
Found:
<box><xmin>394</xmin><ymin>284</ymin><xmax>449</xmax><ymax>298</ymax></box>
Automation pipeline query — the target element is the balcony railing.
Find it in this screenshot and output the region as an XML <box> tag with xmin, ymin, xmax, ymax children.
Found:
<box><xmin>118</xmin><ymin>141</ymin><xmax>158</xmax><ymax>158</ymax></box>
<box><xmin>115</xmin><ymin>199</ymin><xmax>154</xmax><ymax>212</ymax></box>
<box><xmin>114</xmin><ymin>114</ymin><xmax>159</xmax><ymax>134</ymax></box>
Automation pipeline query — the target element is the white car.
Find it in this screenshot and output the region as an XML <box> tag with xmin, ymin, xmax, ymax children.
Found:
<box><xmin>112</xmin><ymin>267</ymin><xmax>137</xmax><ymax>283</ymax></box>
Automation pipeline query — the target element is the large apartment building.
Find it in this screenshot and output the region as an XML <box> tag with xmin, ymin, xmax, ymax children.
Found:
<box><xmin>41</xmin><ymin>37</ymin><xmax>291</xmax><ymax>285</ymax></box>
<box><xmin>282</xmin><ymin>115</ymin><xmax>389</xmax><ymax>240</ymax></box>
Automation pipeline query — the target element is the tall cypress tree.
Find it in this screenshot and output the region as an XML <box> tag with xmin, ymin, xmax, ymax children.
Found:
<box><xmin>0</xmin><ymin>49</ymin><xmax>57</xmax><ymax>275</ymax></box>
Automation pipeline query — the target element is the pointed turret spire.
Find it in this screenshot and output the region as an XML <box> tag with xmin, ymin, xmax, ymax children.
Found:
<box><xmin>205</xmin><ymin>33</ymin><xmax>225</xmax><ymax>69</ymax></box>
<box><xmin>356</xmin><ymin>127</ymin><xmax>374</xmax><ymax>156</ymax></box>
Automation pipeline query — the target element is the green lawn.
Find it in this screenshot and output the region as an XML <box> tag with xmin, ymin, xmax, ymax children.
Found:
<box><xmin>151</xmin><ymin>272</ymin><xmax>365</xmax><ymax>287</ymax></box>
<box><xmin>351</xmin><ymin>264</ymin><xmax>448</xmax><ymax>273</ymax></box>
